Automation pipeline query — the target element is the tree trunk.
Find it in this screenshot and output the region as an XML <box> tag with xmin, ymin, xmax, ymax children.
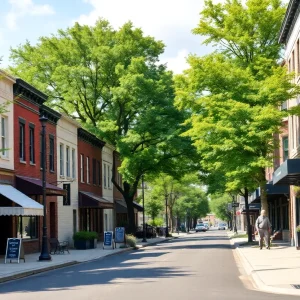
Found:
<box><xmin>260</xmin><ymin>182</ymin><xmax>268</xmax><ymax>215</ymax></box>
<box><xmin>169</xmin><ymin>207</ymin><xmax>173</xmax><ymax>233</ymax></box>
<box><xmin>124</xmin><ymin>195</ymin><xmax>136</xmax><ymax>234</ymax></box>
<box><xmin>244</xmin><ymin>187</ymin><xmax>252</xmax><ymax>243</ymax></box>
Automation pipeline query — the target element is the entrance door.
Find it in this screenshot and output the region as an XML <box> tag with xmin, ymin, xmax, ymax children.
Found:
<box><xmin>0</xmin><ymin>216</ymin><xmax>12</xmax><ymax>255</ymax></box>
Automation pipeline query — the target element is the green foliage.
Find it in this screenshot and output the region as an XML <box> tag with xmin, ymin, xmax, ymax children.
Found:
<box><xmin>145</xmin><ymin>193</ymin><xmax>164</xmax><ymax>221</ymax></box>
<box><xmin>126</xmin><ymin>234</ymin><xmax>137</xmax><ymax>247</ymax></box>
<box><xmin>73</xmin><ymin>231</ymin><xmax>98</xmax><ymax>241</ymax></box>
<box><xmin>9</xmin><ymin>19</ymin><xmax>197</xmax><ymax>234</ymax></box>
<box><xmin>148</xmin><ymin>218</ymin><xmax>164</xmax><ymax>226</ymax></box>
<box><xmin>209</xmin><ymin>194</ymin><xmax>232</xmax><ymax>222</ymax></box>
<box><xmin>175</xmin><ymin>0</ymin><xmax>299</xmax><ymax>213</ymax></box>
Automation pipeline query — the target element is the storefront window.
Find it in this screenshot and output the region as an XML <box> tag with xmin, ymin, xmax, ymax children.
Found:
<box><xmin>282</xmin><ymin>205</ymin><xmax>289</xmax><ymax>230</ymax></box>
<box><xmin>17</xmin><ymin>216</ymin><xmax>38</xmax><ymax>239</ymax></box>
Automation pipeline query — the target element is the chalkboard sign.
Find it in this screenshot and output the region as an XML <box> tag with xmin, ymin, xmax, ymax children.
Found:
<box><xmin>115</xmin><ymin>227</ymin><xmax>125</xmax><ymax>244</ymax></box>
<box><xmin>5</xmin><ymin>238</ymin><xmax>25</xmax><ymax>263</ymax></box>
<box><xmin>103</xmin><ymin>231</ymin><xmax>114</xmax><ymax>249</ymax></box>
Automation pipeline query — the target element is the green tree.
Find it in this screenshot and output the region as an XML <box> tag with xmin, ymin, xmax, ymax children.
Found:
<box><xmin>9</xmin><ymin>20</ymin><xmax>193</xmax><ymax>234</ymax></box>
<box><xmin>175</xmin><ymin>0</ymin><xmax>298</xmax><ymax>219</ymax></box>
<box><xmin>210</xmin><ymin>193</ymin><xmax>232</xmax><ymax>224</ymax></box>
<box><xmin>144</xmin><ymin>193</ymin><xmax>164</xmax><ymax>222</ymax></box>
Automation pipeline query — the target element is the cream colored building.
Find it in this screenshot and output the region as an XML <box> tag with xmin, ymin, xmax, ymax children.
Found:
<box><xmin>0</xmin><ymin>71</ymin><xmax>15</xmax><ymax>171</ymax></box>
<box><xmin>102</xmin><ymin>144</ymin><xmax>115</xmax><ymax>231</ymax></box>
<box><xmin>56</xmin><ymin>115</ymin><xmax>80</xmax><ymax>243</ymax></box>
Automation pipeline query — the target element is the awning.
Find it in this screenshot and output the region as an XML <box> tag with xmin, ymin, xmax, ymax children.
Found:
<box><xmin>115</xmin><ymin>199</ymin><xmax>143</xmax><ymax>212</ymax></box>
<box><xmin>273</xmin><ymin>159</ymin><xmax>300</xmax><ymax>186</ymax></box>
<box><xmin>0</xmin><ymin>185</ymin><xmax>43</xmax><ymax>216</ymax></box>
<box><xmin>79</xmin><ymin>191</ymin><xmax>114</xmax><ymax>209</ymax></box>
<box><xmin>241</xmin><ymin>203</ymin><xmax>261</xmax><ymax>215</ymax></box>
<box><xmin>16</xmin><ymin>176</ymin><xmax>66</xmax><ymax>196</ymax></box>
<box><xmin>250</xmin><ymin>182</ymin><xmax>289</xmax><ymax>202</ymax></box>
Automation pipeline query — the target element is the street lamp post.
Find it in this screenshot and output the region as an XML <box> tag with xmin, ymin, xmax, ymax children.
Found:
<box><xmin>232</xmin><ymin>195</ymin><xmax>237</xmax><ymax>234</ymax></box>
<box><xmin>39</xmin><ymin>115</ymin><xmax>51</xmax><ymax>261</ymax></box>
<box><xmin>141</xmin><ymin>174</ymin><xmax>147</xmax><ymax>243</ymax></box>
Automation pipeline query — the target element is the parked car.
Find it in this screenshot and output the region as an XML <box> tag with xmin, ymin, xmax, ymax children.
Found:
<box><xmin>218</xmin><ymin>223</ymin><xmax>226</xmax><ymax>230</ymax></box>
<box><xmin>195</xmin><ymin>224</ymin><xmax>207</xmax><ymax>232</ymax></box>
<box><xmin>204</xmin><ymin>224</ymin><xmax>209</xmax><ymax>230</ymax></box>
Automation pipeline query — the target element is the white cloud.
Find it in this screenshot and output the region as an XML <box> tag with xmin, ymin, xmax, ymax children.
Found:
<box><xmin>5</xmin><ymin>0</ymin><xmax>55</xmax><ymax>30</ymax></box>
<box><xmin>162</xmin><ymin>49</ymin><xmax>190</xmax><ymax>74</ymax></box>
<box><xmin>76</xmin><ymin>0</ymin><xmax>225</xmax><ymax>74</ymax></box>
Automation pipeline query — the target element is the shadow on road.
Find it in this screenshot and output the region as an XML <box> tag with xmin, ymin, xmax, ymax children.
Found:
<box><xmin>0</xmin><ymin>249</ymin><xmax>193</xmax><ymax>294</ymax></box>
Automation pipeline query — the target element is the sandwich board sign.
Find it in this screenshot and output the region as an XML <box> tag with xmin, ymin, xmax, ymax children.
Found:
<box><xmin>5</xmin><ymin>238</ymin><xmax>25</xmax><ymax>263</ymax></box>
<box><xmin>103</xmin><ymin>231</ymin><xmax>114</xmax><ymax>249</ymax></box>
<box><xmin>114</xmin><ymin>227</ymin><xmax>125</xmax><ymax>247</ymax></box>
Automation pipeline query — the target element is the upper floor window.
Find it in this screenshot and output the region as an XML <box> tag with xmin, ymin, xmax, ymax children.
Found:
<box><xmin>80</xmin><ymin>154</ymin><xmax>84</xmax><ymax>182</ymax></box>
<box><xmin>283</xmin><ymin>137</ymin><xmax>289</xmax><ymax>161</ymax></box>
<box><xmin>49</xmin><ymin>136</ymin><xmax>55</xmax><ymax>172</ymax></box>
<box><xmin>1</xmin><ymin>116</ymin><xmax>8</xmax><ymax>158</ymax></box>
<box><xmin>92</xmin><ymin>158</ymin><xmax>96</xmax><ymax>184</ymax></box>
<box><xmin>19</xmin><ymin>120</ymin><xmax>25</xmax><ymax>161</ymax></box>
<box><xmin>72</xmin><ymin>148</ymin><xmax>76</xmax><ymax>179</ymax></box>
<box><xmin>60</xmin><ymin>144</ymin><xmax>64</xmax><ymax>176</ymax></box>
<box><xmin>66</xmin><ymin>146</ymin><xmax>70</xmax><ymax>177</ymax></box>
<box><xmin>97</xmin><ymin>161</ymin><xmax>101</xmax><ymax>186</ymax></box>
<box><xmin>104</xmin><ymin>163</ymin><xmax>107</xmax><ymax>188</ymax></box>
<box><xmin>29</xmin><ymin>124</ymin><xmax>35</xmax><ymax>164</ymax></box>
<box><xmin>107</xmin><ymin>165</ymin><xmax>111</xmax><ymax>188</ymax></box>
<box><xmin>86</xmin><ymin>156</ymin><xmax>90</xmax><ymax>183</ymax></box>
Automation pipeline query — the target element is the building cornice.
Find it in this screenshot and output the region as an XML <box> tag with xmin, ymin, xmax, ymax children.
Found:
<box><xmin>279</xmin><ymin>0</ymin><xmax>300</xmax><ymax>44</ymax></box>
<box><xmin>13</xmin><ymin>78</ymin><xmax>47</xmax><ymax>106</ymax></box>
<box><xmin>40</xmin><ymin>105</ymin><xmax>61</xmax><ymax>125</ymax></box>
<box><xmin>0</xmin><ymin>70</ymin><xmax>16</xmax><ymax>83</ymax></box>
<box><xmin>78</xmin><ymin>128</ymin><xmax>105</xmax><ymax>149</ymax></box>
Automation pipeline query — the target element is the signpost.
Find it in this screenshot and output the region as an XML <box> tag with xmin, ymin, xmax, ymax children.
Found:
<box><xmin>114</xmin><ymin>227</ymin><xmax>125</xmax><ymax>248</ymax></box>
<box><xmin>5</xmin><ymin>238</ymin><xmax>25</xmax><ymax>264</ymax></box>
<box><xmin>232</xmin><ymin>202</ymin><xmax>239</xmax><ymax>208</ymax></box>
<box><xmin>103</xmin><ymin>231</ymin><xmax>114</xmax><ymax>249</ymax></box>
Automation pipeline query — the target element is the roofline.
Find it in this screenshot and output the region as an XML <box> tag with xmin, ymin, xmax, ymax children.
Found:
<box><xmin>279</xmin><ymin>0</ymin><xmax>300</xmax><ymax>44</ymax></box>
<box><xmin>0</xmin><ymin>70</ymin><xmax>16</xmax><ymax>83</ymax></box>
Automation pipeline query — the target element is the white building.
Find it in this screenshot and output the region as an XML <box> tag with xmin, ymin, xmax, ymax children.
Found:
<box><xmin>0</xmin><ymin>71</ymin><xmax>15</xmax><ymax>171</ymax></box>
<box><xmin>56</xmin><ymin>115</ymin><xmax>80</xmax><ymax>244</ymax></box>
<box><xmin>102</xmin><ymin>144</ymin><xmax>115</xmax><ymax>231</ymax></box>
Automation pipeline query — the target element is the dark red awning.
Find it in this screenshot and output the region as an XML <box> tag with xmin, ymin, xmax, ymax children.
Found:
<box><xmin>79</xmin><ymin>191</ymin><xmax>114</xmax><ymax>209</ymax></box>
<box><xmin>16</xmin><ymin>176</ymin><xmax>66</xmax><ymax>196</ymax></box>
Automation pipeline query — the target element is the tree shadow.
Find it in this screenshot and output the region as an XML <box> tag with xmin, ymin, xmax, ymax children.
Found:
<box><xmin>0</xmin><ymin>250</ymin><xmax>193</xmax><ymax>294</ymax></box>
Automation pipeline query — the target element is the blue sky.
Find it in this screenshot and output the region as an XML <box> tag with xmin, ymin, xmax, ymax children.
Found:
<box><xmin>0</xmin><ymin>0</ymin><xmax>218</xmax><ymax>74</ymax></box>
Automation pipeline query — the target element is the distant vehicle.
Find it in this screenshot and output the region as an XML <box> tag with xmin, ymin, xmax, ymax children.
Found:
<box><xmin>218</xmin><ymin>223</ymin><xmax>226</xmax><ymax>230</ymax></box>
<box><xmin>195</xmin><ymin>224</ymin><xmax>207</xmax><ymax>232</ymax></box>
<box><xmin>204</xmin><ymin>224</ymin><xmax>209</xmax><ymax>230</ymax></box>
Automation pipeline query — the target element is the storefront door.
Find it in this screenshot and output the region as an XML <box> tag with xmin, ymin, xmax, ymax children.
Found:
<box><xmin>0</xmin><ymin>216</ymin><xmax>12</xmax><ymax>255</ymax></box>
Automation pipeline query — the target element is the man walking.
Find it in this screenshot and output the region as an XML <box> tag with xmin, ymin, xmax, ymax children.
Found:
<box><xmin>255</xmin><ymin>210</ymin><xmax>272</xmax><ymax>250</ymax></box>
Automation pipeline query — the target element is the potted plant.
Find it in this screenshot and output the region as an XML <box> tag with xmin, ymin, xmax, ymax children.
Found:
<box><xmin>296</xmin><ymin>226</ymin><xmax>300</xmax><ymax>248</ymax></box>
<box><xmin>73</xmin><ymin>231</ymin><xmax>98</xmax><ymax>250</ymax></box>
<box><xmin>293</xmin><ymin>186</ymin><xmax>300</xmax><ymax>198</ymax></box>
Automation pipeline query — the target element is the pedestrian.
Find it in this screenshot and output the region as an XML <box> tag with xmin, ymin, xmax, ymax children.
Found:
<box><xmin>255</xmin><ymin>210</ymin><xmax>272</xmax><ymax>250</ymax></box>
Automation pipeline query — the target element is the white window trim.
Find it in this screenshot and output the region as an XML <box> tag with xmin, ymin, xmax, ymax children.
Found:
<box><xmin>104</xmin><ymin>163</ymin><xmax>107</xmax><ymax>188</ymax></box>
<box><xmin>60</xmin><ymin>144</ymin><xmax>64</xmax><ymax>176</ymax></box>
<box><xmin>72</xmin><ymin>148</ymin><xmax>76</xmax><ymax>179</ymax></box>
<box><xmin>80</xmin><ymin>154</ymin><xmax>84</xmax><ymax>182</ymax></box>
<box><xmin>66</xmin><ymin>146</ymin><xmax>70</xmax><ymax>177</ymax></box>
<box><xmin>86</xmin><ymin>156</ymin><xmax>90</xmax><ymax>183</ymax></box>
<box><xmin>1</xmin><ymin>116</ymin><xmax>8</xmax><ymax>158</ymax></box>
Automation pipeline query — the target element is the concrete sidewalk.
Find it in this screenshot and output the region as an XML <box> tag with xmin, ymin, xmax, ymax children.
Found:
<box><xmin>0</xmin><ymin>234</ymin><xmax>186</xmax><ymax>283</ymax></box>
<box><xmin>229</xmin><ymin>231</ymin><xmax>300</xmax><ymax>296</ymax></box>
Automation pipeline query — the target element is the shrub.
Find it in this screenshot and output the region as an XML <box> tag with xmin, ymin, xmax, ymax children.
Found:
<box><xmin>73</xmin><ymin>231</ymin><xmax>98</xmax><ymax>241</ymax></box>
<box><xmin>126</xmin><ymin>234</ymin><xmax>137</xmax><ymax>247</ymax></box>
<box><xmin>296</xmin><ymin>225</ymin><xmax>300</xmax><ymax>233</ymax></box>
<box><xmin>149</xmin><ymin>218</ymin><xmax>164</xmax><ymax>226</ymax></box>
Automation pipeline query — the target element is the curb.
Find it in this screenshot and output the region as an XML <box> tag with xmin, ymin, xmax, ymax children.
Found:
<box><xmin>231</xmin><ymin>238</ymin><xmax>300</xmax><ymax>296</ymax></box>
<box><xmin>0</xmin><ymin>236</ymin><xmax>177</xmax><ymax>284</ymax></box>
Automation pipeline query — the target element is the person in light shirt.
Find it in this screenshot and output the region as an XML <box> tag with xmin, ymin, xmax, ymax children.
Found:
<box><xmin>255</xmin><ymin>210</ymin><xmax>272</xmax><ymax>250</ymax></box>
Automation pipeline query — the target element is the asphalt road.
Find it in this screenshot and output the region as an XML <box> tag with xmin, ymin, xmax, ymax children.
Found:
<box><xmin>0</xmin><ymin>229</ymin><xmax>298</xmax><ymax>300</ymax></box>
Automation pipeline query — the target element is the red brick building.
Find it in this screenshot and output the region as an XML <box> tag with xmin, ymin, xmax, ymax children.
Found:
<box><xmin>77</xmin><ymin>128</ymin><xmax>113</xmax><ymax>240</ymax></box>
<box><xmin>13</xmin><ymin>79</ymin><xmax>64</xmax><ymax>254</ymax></box>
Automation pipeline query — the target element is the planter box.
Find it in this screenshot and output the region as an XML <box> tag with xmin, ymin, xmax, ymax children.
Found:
<box><xmin>297</xmin><ymin>232</ymin><xmax>300</xmax><ymax>248</ymax></box>
<box><xmin>74</xmin><ymin>239</ymin><xmax>97</xmax><ymax>250</ymax></box>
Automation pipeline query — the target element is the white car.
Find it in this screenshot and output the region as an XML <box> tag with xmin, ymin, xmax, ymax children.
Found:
<box><xmin>195</xmin><ymin>224</ymin><xmax>207</xmax><ymax>232</ymax></box>
<box><xmin>218</xmin><ymin>224</ymin><xmax>226</xmax><ymax>230</ymax></box>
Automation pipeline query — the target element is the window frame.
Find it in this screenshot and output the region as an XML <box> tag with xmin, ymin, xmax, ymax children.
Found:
<box><xmin>66</xmin><ymin>146</ymin><xmax>70</xmax><ymax>177</ymax></box>
<box><xmin>60</xmin><ymin>144</ymin><xmax>64</xmax><ymax>176</ymax></box>
<box><xmin>92</xmin><ymin>158</ymin><xmax>96</xmax><ymax>184</ymax></box>
<box><xmin>1</xmin><ymin>116</ymin><xmax>8</xmax><ymax>158</ymax></box>
<box><xmin>72</xmin><ymin>148</ymin><xmax>76</xmax><ymax>179</ymax></box>
<box><xmin>86</xmin><ymin>156</ymin><xmax>90</xmax><ymax>183</ymax></box>
<box><xmin>80</xmin><ymin>154</ymin><xmax>84</xmax><ymax>182</ymax></box>
<box><xmin>283</xmin><ymin>137</ymin><xmax>289</xmax><ymax>161</ymax></box>
<box><xmin>29</xmin><ymin>124</ymin><xmax>35</xmax><ymax>164</ymax></box>
<box><xmin>49</xmin><ymin>135</ymin><xmax>55</xmax><ymax>172</ymax></box>
<box><xmin>104</xmin><ymin>163</ymin><xmax>107</xmax><ymax>188</ymax></box>
<box><xmin>19</xmin><ymin>119</ymin><xmax>26</xmax><ymax>162</ymax></box>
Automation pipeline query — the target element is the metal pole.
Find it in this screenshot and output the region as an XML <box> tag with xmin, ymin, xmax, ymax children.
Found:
<box><xmin>142</xmin><ymin>174</ymin><xmax>147</xmax><ymax>242</ymax></box>
<box><xmin>233</xmin><ymin>195</ymin><xmax>237</xmax><ymax>234</ymax></box>
<box><xmin>39</xmin><ymin>116</ymin><xmax>51</xmax><ymax>261</ymax></box>
<box><xmin>165</xmin><ymin>194</ymin><xmax>169</xmax><ymax>238</ymax></box>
